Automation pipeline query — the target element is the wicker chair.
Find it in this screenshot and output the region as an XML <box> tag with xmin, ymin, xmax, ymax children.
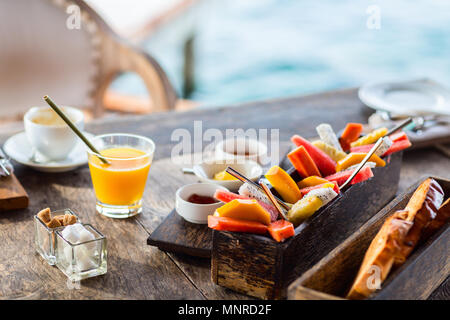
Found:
<box><xmin>0</xmin><ymin>0</ymin><xmax>177</xmax><ymax>120</ymax></box>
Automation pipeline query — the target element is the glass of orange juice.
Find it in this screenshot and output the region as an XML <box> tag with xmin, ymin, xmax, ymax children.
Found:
<box><xmin>87</xmin><ymin>133</ymin><xmax>155</xmax><ymax>218</ymax></box>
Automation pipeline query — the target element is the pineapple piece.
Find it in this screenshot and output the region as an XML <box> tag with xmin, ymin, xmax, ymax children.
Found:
<box><xmin>312</xmin><ymin>140</ymin><xmax>348</xmax><ymax>162</ymax></box>
<box><xmin>287</xmin><ymin>196</ymin><xmax>323</xmax><ymax>226</ymax></box>
<box><xmin>350</xmin><ymin>127</ymin><xmax>388</xmax><ymax>147</ymax></box>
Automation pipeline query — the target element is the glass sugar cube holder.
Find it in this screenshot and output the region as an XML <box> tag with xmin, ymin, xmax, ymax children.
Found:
<box><xmin>34</xmin><ymin>209</ymin><xmax>107</xmax><ymax>281</ymax></box>
<box><xmin>55</xmin><ymin>224</ymin><xmax>107</xmax><ymax>282</ymax></box>
<box><xmin>34</xmin><ymin>209</ymin><xmax>79</xmax><ymax>265</ymax></box>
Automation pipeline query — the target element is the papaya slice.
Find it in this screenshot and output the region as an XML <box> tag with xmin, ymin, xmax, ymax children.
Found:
<box><xmin>339</xmin><ymin>123</ymin><xmax>363</xmax><ymax>151</ymax></box>
<box><xmin>336</xmin><ymin>153</ymin><xmax>385</xmax><ymax>172</ymax></box>
<box><xmin>297</xmin><ymin>176</ymin><xmax>329</xmax><ymax>189</ymax></box>
<box><xmin>265</xmin><ymin>165</ymin><xmax>303</xmax><ymax>204</ymax></box>
<box><xmin>216</xmin><ymin>199</ymin><xmax>272</xmax><ymax>225</ymax></box>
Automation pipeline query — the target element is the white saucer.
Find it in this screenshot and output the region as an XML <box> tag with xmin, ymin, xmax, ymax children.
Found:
<box><xmin>359</xmin><ymin>79</ymin><xmax>450</xmax><ymax>117</ymax></box>
<box><xmin>3</xmin><ymin>131</ymin><xmax>94</xmax><ymax>172</ymax></box>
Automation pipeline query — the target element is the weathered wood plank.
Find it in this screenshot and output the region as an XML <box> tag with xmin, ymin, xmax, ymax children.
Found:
<box><xmin>0</xmin><ymin>173</ymin><xmax>28</xmax><ymax>211</ymax></box>
<box><xmin>136</xmin><ymin>156</ymin><xmax>250</xmax><ymax>299</ymax></box>
<box><xmin>0</xmin><ymin>88</ymin><xmax>448</xmax><ymax>299</ymax></box>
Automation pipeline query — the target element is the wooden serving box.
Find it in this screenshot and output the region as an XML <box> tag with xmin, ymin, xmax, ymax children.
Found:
<box><xmin>288</xmin><ymin>176</ymin><xmax>450</xmax><ymax>300</ymax></box>
<box><xmin>211</xmin><ymin>151</ymin><xmax>403</xmax><ymax>299</ymax></box>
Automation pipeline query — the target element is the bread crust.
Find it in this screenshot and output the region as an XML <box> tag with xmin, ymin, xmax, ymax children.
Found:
<box><xmin>396</xmin><ymin>179</ymin><xmax>444</xmax><ymax>263</ymax></box>
<box><xmin>347</xmin><ymin>178</ymin><xmax>445</xmax><ymax>299</ymax></box>
<box><xmin>346</xmin><ymin>211</ymin><xmax>412</xmax><ymax>299</ymax></box>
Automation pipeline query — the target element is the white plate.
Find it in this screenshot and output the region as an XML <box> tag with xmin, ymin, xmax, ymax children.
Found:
<box><xmin>358</xmin><ymin>79</ymin><xmax>450</xmax><ymax>117</ymax></box>
<box><xmin>3</xmin><ymin>131</ymin><xmax>94</xmax><ymax>172</ymax></box>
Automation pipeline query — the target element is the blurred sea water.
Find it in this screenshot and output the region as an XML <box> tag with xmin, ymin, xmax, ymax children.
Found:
<box><xmin>113</xmin><ymin>0</ymin><xmax>450</xmax><ymax>108</ymax></box>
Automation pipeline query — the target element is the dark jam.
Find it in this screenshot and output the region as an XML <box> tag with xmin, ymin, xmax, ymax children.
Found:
<box><xmin>187</xmin><ymin>193</ymin><xmax>218</xmax><ymax>204</ymax></box>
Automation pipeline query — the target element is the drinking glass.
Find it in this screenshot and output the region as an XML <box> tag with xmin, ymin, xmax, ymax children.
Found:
<box><xmin>87</xmin><ymin>133</ymin><xmax>155</xmax><ymax>218</ymax></box>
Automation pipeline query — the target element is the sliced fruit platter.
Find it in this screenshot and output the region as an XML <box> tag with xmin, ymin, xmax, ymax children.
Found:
<box><xmin>211</xmin><ymin>121</ymin><xmax>411</xmax><ymax>299</ymax></box>
<box><xmin>209</xmin><ymin>122</ymin><xmax>412</xmax><ymax>243</ymax></box>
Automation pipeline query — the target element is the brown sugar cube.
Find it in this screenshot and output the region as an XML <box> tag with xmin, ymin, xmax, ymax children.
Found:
<box><xmin>46</xmin><ymin>217</ymin><xmax>62</xmax><ymax>229</ymax></box>
<box><xmin>62</xmin><ymin>214</ymin><xmax>77</xmax><ymax>226</ymax></box>
<box><xmin>55</xmin><ymin>215</ymin><xmax>65</xmax><ymax>225</ymax></box>
<box><xmin>37</xmin><ymin>208</ymin><xmax>52</xmax><ymax>223</ymax></box>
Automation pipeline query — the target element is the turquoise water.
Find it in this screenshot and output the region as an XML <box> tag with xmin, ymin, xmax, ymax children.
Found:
<box><xmin>115</xmin><ymin>0</ymin><xmax>450</xmax><ymax>107</ymax></box>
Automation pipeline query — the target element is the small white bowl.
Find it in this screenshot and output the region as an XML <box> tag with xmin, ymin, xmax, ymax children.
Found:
<box><xmin>215</xmin><ymin>137</ymin><xmax>268</xmax><ymax>164</ymax></box>
<box><xmin>192</xmin><ymin>159</ymin><xmax>262</xmax><ymax>192</ymax></box>
<box><xmin>175</xmin><ymin>183</ymin><xmax>228</xmax><ymax>224</ymax></box>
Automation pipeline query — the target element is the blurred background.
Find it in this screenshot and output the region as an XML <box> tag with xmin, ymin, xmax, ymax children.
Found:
<box><xmin>94</xmin><ymin>0</ymin><xmax>450</xmax><ymax>107</ymax></box>
<box><xmin>1</xmin><ymin>0</ymin><xmax>449</xmax><ymax>124</ymax></box>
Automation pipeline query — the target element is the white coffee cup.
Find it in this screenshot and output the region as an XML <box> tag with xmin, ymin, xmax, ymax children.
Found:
<box><xmin>24</xmin><ymin>106</ymin><xmax>84</xmax><ymax>161</ymax></box>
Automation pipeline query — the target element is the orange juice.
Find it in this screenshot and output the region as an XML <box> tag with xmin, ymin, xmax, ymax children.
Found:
<box><xmin>88</xmin><ymin>147</ymin><xmax>151</xmax><ymax>206</ymax></box>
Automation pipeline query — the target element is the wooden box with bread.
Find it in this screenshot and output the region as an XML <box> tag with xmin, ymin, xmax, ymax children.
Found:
<box><xmin>288</xmin><ymin>176</ymin><xmax>449</xmax><ymax>300</ymax></box>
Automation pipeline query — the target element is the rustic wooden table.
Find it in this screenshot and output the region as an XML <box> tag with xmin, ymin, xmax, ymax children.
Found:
<box><xmin>0</xmin><ymin>88</ymin><xmax>448</xmax><ymax>299</ymax></box>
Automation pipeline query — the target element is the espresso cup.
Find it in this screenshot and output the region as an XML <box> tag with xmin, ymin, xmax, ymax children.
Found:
<box><xmin>24</xmin><ymin>106</ymin><xmax>84</xmax><ymax>161</ymax></box>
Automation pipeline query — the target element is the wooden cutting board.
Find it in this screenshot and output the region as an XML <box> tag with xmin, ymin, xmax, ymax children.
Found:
<box><xmin>0</xmin><ymin>173</ymin><xmax>29</xmax><ymax>211</ymax></box>
<box><xmin>147</xmin><ymin>209</ymin><xmax>212</xmax><ymax>258</ymax></box>
<box><xmin>145</xmin><ymin>153</ymin><xmax>216</xmax><ymax>258</ymax></box>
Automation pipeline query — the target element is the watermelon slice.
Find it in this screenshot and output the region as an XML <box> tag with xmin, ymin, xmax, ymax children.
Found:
<box><xmin>383</xmin><ymin>139</ymin><xmax>412</xmax><ymax>156</ymax></box>
<box><xmin>299</xmin><ymin>181</ymin><xmax>340</xmax><ymax>197</ymax></box>
<box><xmin>291</xmin><ymin>135</ymin><xmax>336</xmax><ymax>176</ymax></box>
<box><xmin>214</xmin><ymin>189</ymin><xmax>279</xmax><ymax>222</ymax></box>
<box><xmin>389</xmin><ymin>131</ymin><xmax>408</xmax><ymax>143</ymax></box>
<box><xmin>325</xmin><ymin>166</ymin><xmax>374</xmax><ymax>186</ymax></box>
<box><xmin>351</xmin><ymin>136</ymin><xmax>411</xmax><ymax>157</ymax></box>
<box><xmin>208</xmin><ymin>216</ymin><xmax>268</xmax><ymax>234</ymax></box>
<box><xmin>350</xmin><ymin>144</ymin><xmax>372</xmax><ymax>153</ymax></box>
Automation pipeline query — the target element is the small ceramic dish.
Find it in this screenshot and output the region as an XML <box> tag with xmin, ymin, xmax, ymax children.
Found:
<box><xmin>215</xmin><ymin>137</ymin><xmax>268</xmax><ymax>164</ymax></box>
<box><xmin>192</xmin><ymin>159</ymin><xmax>263</xmax><ymax>192</ymax></box>
<box><xmin>175</xmin><ymin>183</ymin><xmax>228</xmax><ymax>224</ymax></box>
